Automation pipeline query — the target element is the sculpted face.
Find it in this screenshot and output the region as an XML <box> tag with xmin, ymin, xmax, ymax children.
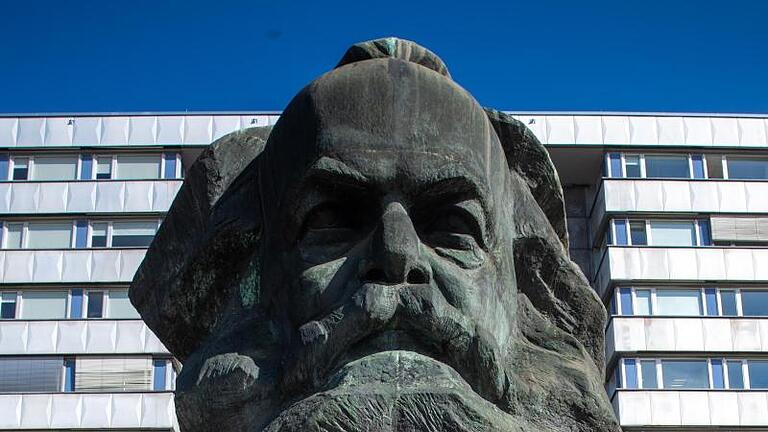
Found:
<box><xmin>259</xmin><ymin>62</ymin><xmax>516</xmax><ymax>402</ymax></box>
<box><xmin>131</xmin><ymin>38</ymin><xmax>621</xmax><ymax>432</ymax></box>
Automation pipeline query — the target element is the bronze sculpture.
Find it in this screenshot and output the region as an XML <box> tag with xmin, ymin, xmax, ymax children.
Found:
<box><xmin>131</xmin><ymin>38</ymin><xmax>620</xmax><ymax>431</ymax></box>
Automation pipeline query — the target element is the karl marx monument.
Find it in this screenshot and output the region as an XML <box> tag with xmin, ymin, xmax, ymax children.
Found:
<box><xmin>130</xmin><ymin>38</ymin><xmax>621</xmax><ymax>431</ymax></box>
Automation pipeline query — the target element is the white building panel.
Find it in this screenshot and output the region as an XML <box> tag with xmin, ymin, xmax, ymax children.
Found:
<box><xmin>629</xmin><ymin>116</ymin><xmax>658</xmax><ymax>145</ymax></box>
<box><xmin>100</xmin><ymin>116</ymin><xmax>129</xmax><ymax>145</ymax></box>
<box><xmin>717</xmin><ymin>181</ymin><xmax>748</xmax><ymax>212</ymax></box>
<box><xmin>0</xmin><ymin>118</ymin><xmax>19</xmax><ymax>147</ymax></box>
<box><xmin>0</xmin><ymin>393</ymin><xmax>176</xmax><ymax>430</ymax></box>
<box><xmin>0</xmin><ymin>320</ymin><xmax>168</xmax><ymax>355</ymax></box>
<box><xmin>20</xmin><ymin>394</ymin><xmax>52</xmax><ymax>428</ymax></box>
<box><xmin>241</xmin><ymin>114</ymin><xmax>270</xmax><ymax>129</ymax></box>
<box><xmin>212</xmin><ymin>115</ymin><xmax>242</xmax><ymax>140</ymax></box>
<box><xmin>37</xmin><ymin>182</ymin><xmax>68</xmax><ymax>212</ymax></box>
<box><xmin>602</xmin><ymin>116</ymin><xmax>630</xmax><ymax>145</ymax></box>
<box><xmin>128</xmin><ymin>116</ymin><xmax>157</xmax><ymax>145</ymax></box>
<box><xmin>72</xmin><ymin>117</ymin><xmax>102</xmax><ymax>146</ymax></box>
<box><xmin>184</xmin><ymin>116</ymin><xmax>213</xmax><ymax>144</ymax></box>
<box><xmin>16</xmin><ymin>118</ymin><xmax>46</xmax><ymax>147</ymax></box>
<box><xmin>66</xmin><ymin>182</ymin><xmax>97</xmax><ymax>212</ymax></box>
<box><xmin>545</xmin><ymin>116</ymin><xmax>575</xmax><ymax>144</ymax></box>
<box><xmin>9</xmin><ymin>182</ymin><xmax>39</xmax><ymax>213</ymax></box>
<box><xmin>711</xmin><ymin>117</ymin><xmax>739</xmax><ymax>146</ymax></box>
<box><xmin>615</xmin><ymin>391</ymin><xmax>768</xmax><ymax>427</ymax></box>
<box><xmin>683</xmin><ymin>117</ymin><xmax>713</xmax><ymax>146</ymax></box>
<box><xmin>123</xmin><ymin>181</ymin><xmax>154</xmax><ymax>212</ymax></box>
<box><xmin>514</xmin><ymin>116</ymin><xmax>547</xmax><ymax>143</ymax></box>
<box><xmin>607</xmin><ymin>317</ymin><xmax>768</xmax><ymax>360</ymax></box>
<box><xmin>573</xmin><ymin>116</ymin><xmax>603</xmax><ymax>144</ymax></box>
<box><xmin>0</xmin><ymin>250</ymin><xmax>145</xmax><ymax>283</ymax></box>
<box><xmin>156</xmin><ymin>116</ymin><xmax>184</xmax><ymax>145</ymax></box>
<box><xmin>44</xmin><ymin>117</ymin><xmax>74</xmax><ymax>147</ymax></box>
<box><xmin>596</xmin><ymin>247</ymin><xmax>768</xmax><ymax>297</ymax></box>
<box><xmin>94</xmin><ymin>182</ymin><xmax>126</xmax><ymax>213</ymax></box>
<box><xmin>152</xmin><ymin>181</ymin><xmax>182</xmax><ymax>211</ymax></box>
<box><xmin>656</xmin><ymin>116</ymin><xmax>686</xmax><ymax>145</ymax></box>
<box><xmin>0</xmin><ymin>183</ymin><xmax>11</xmax><ymax>212</ymax></box>
<box><xmin>26</xmin><ymin>320</ymin><xmax>57</xmax><ymax>353</ymax></box>
<box><xmin>738</xmin><ymin>117</ymin><xmax>768</xmax><ymax>146</ymax></box>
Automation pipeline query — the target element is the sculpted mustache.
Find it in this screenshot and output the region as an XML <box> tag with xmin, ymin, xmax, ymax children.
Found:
<box><xmin>280</xmin><ymin>283</ymin><xmax>508</xmax><ymax>406</ymax></box>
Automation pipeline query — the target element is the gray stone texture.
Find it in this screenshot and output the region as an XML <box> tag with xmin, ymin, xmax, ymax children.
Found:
<box><xmin>131</xmin><ymin>37</ymin><xmax>620</xmax><ymax>431</ymax></box>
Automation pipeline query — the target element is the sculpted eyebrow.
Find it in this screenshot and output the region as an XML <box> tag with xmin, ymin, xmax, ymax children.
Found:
<box><xmin>415</xmin><ymin>177</ymin><xmax>489</xmax><ymax>214</ymax></box>
<box><xmin>302</xmin><ymin>157</ymin><xmax>370</xmax><ymax>191</ymax></box>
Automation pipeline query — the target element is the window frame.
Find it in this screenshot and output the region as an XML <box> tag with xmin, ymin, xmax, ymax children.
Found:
<box><xmin>605</xmin><ymin>152</ymin><xmax>707</xmax><ymax>180</ymax></box>
<box><xmin>610</xmin><ymin>218</ymin><xmax>709</xmax><ymax>247</ymax></box>
<box><xmin>613</xmin><ymin>286</ymin><xmax>759</xmax><ymax>317</ymax></box>
<box><xmin>619</xmin><ymin>357</ymin><xmax>759</xmax><ymax>390</ymax></box>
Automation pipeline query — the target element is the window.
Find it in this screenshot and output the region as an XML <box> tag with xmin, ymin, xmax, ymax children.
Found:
<box><xmin>727</xmin><ymin>360</ymin><xmax>745</xmax><ymax>389</ymax></box>
<box><xmin>153</xmin><ymin>359</ymin><xmax>168</xmax><ymax>391</ymax></box>
<box><xmin>649</xmin><ymin>221</ymin><xmax>696</xmax><ymax>246</ymax></box>
<box><xmin>661</xmin><ymin>360</ymin><xmax>709</xmax><ymax>389</ymax></box>
<box><xmin>720</xmin><ymin>290</ymin><xmax>739</xmax><ymax>316</ymax></box>
<box><xmin>727</xmin><ymin>156</ymin><xmax>768</xmax><ymax>180</ymax></box>
<box><xmin>742</xmin><ymin>291</ymin><xmax>768</xmax><ymax>316</ymax></box>
<box><xmin>1</xmin><ymin>292</ymin><xmax>17</xmax><ymax>319</ymax></box>
<box><xmin>625</xmin><ymin>155</ymin><xmax>641</xmax><ymax>178</ymax></box>
<box><xmin>115</xmin><ymin>155</ymin><xmax>160</xmax><ymax>180</ymax></box>
<box><xmin>20</xmin><ymin>290</ymin><xmax>68</xmax><ymax>319</ymax></box>
<box><xmin>107</xmin><ymin>290</ymin><xmax>140</xmax><ymax>319</ymax></box>
<box><xmin>748</xmin><ymin>361</ymin><xmax>768</xmax><ymax>389</ymax></box>
<box><xmin>87</xmin><ymin>291</ymin><xmax>105</xmax><ymax>318</ymax></box>
<box><xmin>69</xmin><ymin>289</ymin><xmax>84</xmax><ymax>319</ymax></box>
<box><xmin>619</xmin><ymin>288</ymin><xmax>633</xmax><ymax>315</ymax></box>
<box><xmin>640</xmin><ymin>360</ymin><xmax>658</xmax><ymax>389</ymax></box>
<box><xmin>63</xmin><ymin>358</ymin><xmax>76</xmax><ymax>392</ymax></box>
<box><xmin>96</xmin><ymin>156</ymin><xmax>112</xmax><ymax>180</ymax></box>
<box><xmin>0</xmin><ymin>357</ymin><xmax>63</xmax><ymax>392</ymax></box>
<box><xmin>656</xmin><ymin>290</ymin><xmax>702</xmax><ymax>316</ymax></box>
<box><xmin>163</xmin><ymin>152</ymin><xmax>178</xmax><ymax>179</ymax></box>
<box><xmin>91</xmin><ymin>223</ymin><xmax>108</xmax><ymax>247</ymax></box>
<box><xmin>11</xmin><ymin>157</ymin><xmax>29</xmax><ymax>180</ymax></box>
<box><xmin>609</xmin><ymin>219</ymin><xmax>709</xmax><ymax>247</ymax></box>
<box><xmin>75</xmin><ymin>357</ymin><xmax>152</xmax><ymax>392</ymax></box>
<box><xmin>111</xmin><ymin>221</ymin><xmax>157</xmax><ymax>247</ymax></box>
<box><xmin>79</xmin><ymin>154</ymin><xmax>93</xmax><ymax>180</ymax></box>
<box><xmin>4</xmin><ymin>223</ymin><xmax>23</xmax><ymax>248</ymax></box>
<box><xmin>711</xmin><ymin>359</ymin><xmax>725</xmax><ymax>389</ymax></box>
<box><xmin>26</xmin><ymin>222</ymin><xmax>72</xmax><ymax>249</ymax></box>
<box><xmin>31</xmin><ymin>155</ymin><xmax>77</xmax><ymax>181</ymax></box>
<box><xmin>635</xmin><ymin>289</ymin><xmax>652</xmax><ymax>315</ymax></box>
<box><xmin>623</xmin><ymin>359</ymin><xmax>638</xmax><ymax>388</ymax></box>
<box><xmin>74</xmin><ymin>220</ymin><xmax>88</xmax><ymax>248</ymax></box>
<box><xmin>608</xmin><ymin>153</ymin><xmax>622</xmax><ymax>178</ymax></box>
<box><xmin>645</xmin><ymin>155</ymin><xmax>690</xmax><ymax>178</ymax></box>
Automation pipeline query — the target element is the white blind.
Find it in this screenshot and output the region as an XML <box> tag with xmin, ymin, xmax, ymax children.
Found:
<box><xmin>75</xmin><ymin>357</ymin><xmax>152</xmax><ymax>392</ymax></box>
<box><xmin>32</xmin><ymin>155</ymin><xmax>78</xmax><ymax>181</ymax></box>
<box><xmin>20</xmin><ymin>291</ymin><xmax>67</xmax><ymax>319</ymax></box>
<box><xmin>27</xmin><ymin>222</ymin><xmax>72</xmax><ymax>249</ymax></box>
<box><xmin>711</xmin><ymin>216</ymin><xmax>768</xmax><ymax>242</ymax></box>
<box><xmin>115</xmin><ymin>155</ymin><xmax>160</xmax><ymax>180</ymax></box>
<box><xmin>108</xmin><ymin>290</ymin><xmax>140</xmax><ymax>319</ymax></box>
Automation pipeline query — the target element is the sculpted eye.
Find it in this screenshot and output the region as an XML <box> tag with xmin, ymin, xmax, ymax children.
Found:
<box><xmin>424</xmin><ymin>208</ymin><xmax>482</xmax><ymax>242</ymax></box>
<box><xmin>304</xmin><ymin>204</ymin><xmax>350</xmax><ymax>230</ymax></box>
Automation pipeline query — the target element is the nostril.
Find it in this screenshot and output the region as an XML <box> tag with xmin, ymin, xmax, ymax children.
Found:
<box><xmin>407</xmin><ymin>268</ymin><xmax>428</xmax><ymax>285</ymax></box>
<box><xmin>363</xmin><ymin>268</ymin><xmax>387</xmax><ymax>283</ymax></box>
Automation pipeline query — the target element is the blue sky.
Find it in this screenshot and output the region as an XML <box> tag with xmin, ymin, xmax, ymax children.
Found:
<box><xmin>2</xmin><ymin>0</ymin><xmax>766</xmax><ymax>114</ymax></box>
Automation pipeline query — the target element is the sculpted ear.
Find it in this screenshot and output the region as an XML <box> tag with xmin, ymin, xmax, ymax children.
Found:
<box><xmin>129</xmin><ymin>126</ymin><xmax>271</xmax><ymax>361</ymax></box>
<box><xmin>484</xmin><ymin>109</ymin><xmax>569</xmax><ymax>250</ymax></box>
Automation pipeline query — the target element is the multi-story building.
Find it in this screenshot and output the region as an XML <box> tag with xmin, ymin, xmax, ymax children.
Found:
<box><xmin>0</xmin><ymin>112</ymin><xmax>765</xmax><ymax>431</ymax></box>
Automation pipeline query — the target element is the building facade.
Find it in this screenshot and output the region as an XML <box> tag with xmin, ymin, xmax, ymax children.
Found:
<box><xmin>0</xmin><ymin>112</ymin><xmax>765</xmax><ymax>430</ymax></box>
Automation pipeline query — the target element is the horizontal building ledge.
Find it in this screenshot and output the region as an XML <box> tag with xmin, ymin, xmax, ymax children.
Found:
<box><xmin>0</xmin><ymin>392</ymin><xmax>176</xmax><ymax>429</ymax></box>
<box><xmin>594</xmin><ymin>247</ymin><xmax>768</xmax><ymax>298</ymax></box>
<box><xmin>0</xmin><ymin>249</ymin><xmax>146</xmax><ymax>283</ymax></box>
<box><xmin>607</xmin><ymin>317</ymin><xmax>768</xmax><ymax>362</ymax></box>
<box><xmin>0</xmin><ymin>180</ymin><xmax>182</xmax><ymax>215</ymax></box>
<box><xmin>613</xmin><ymin>390</ymin><xmax>768</xmax><ymax>427</ymax></box>
<box><xmin>0</xmin><ymin>320</ymin><xmax>168</xmax><ymax>355</ymax></box>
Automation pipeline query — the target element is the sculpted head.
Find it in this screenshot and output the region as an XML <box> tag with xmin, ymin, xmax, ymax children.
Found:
<box><xmin>131</xmin><ymin>38</ymin><xmax>620</xmax><ymax>431</ymax></box>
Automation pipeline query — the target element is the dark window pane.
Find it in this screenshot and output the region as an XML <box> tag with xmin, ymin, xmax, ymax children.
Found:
<box><xmin>111</xmin><ymin>235</ymin><xmax>155</xmax><ymax>247</ymax></box>
<box><xmin>1</xmin><ymin>302</ymin><xmax>16</xmax><ymax>319</ymax></box>
<box><xmin>662</xmin><ymin>360</ymin><xmax>709</xmax><ymax>389</ymax></box>
<box><xmin>619</xmin><ymin>288</ymin><xmax>633</xmax><ymax>315</ymax></box>
<box><xmin>727</xmin><ymin>361</ymin><xmax>744</xmax><ymax>389</ymax></box>
<box><xmin>698</xmin><ymin>220</ymin><xmax>711</xmax><ymax>246</ymax></box>
<box><xmin>625</xmin><ymin>155</ymin><xmax>641</xmax><ymax>178</ymax></box>
<box><xmin>87</xmin><ymin>291</ymin><xmax>104</xmax><ymax>318</ymax></box>
<box><xmin>153</xmin><ymin>360</ymin><xmax>167</xmax><ymax>391</ymax></box>
<box><xmin>629</xmin><ymin>221</ymin><xmax>647</xmax><ymax>245</ymax></box>
<box><xmin>711</xmin><ymin>359</ymin><xmax>725</xmax><ymax>389</ymax></box>
<box><xmin>624</xmin><ymin>359</ymin><xmax>638</xmax><ymax>388</ymax></box>
<box><xmin>721</xmin><ymin>291</ymin><xmax>738</xmax><ymax>316</ymax></box>
<box><xmin>74</xmin><ymin>221</ymin><xmax>88</xmax><ymax>249</ymax></box>
<box><xmin>0</xmin><ymin>357</ymin><xmax>63</xmax><ymax>392</ymax></box>
<box><xmin>741</xmin><ymin>291</ymin><xmax>768</xmax><ymax>316</ymax></box>
<box><xmin>727</xmin><ymin>157</ymin><xmax>768</xmax><ymax>180</ymax></box>
<box><xmin>691</xmin><ymin>154</ymin><xmax>705</xmax><ymax>179</ymax></box>
<box><xmin>645</xmin><ymin>155</ymin><xmax>690</xmax><ymax>178</ymax></box>
<box><xmin>163</xmin><ymin>152</ymin><xmax>177</xmax><ymax>179</ymax></box>
<box><xmin>69</xmin><ymin>289</ymin><xmax>83</xmax><ymax>319</ymax></box>
<box><xmin>63</xmin><ymin>359</ymin><xmax>75</xmax><ymax>392</ymax></box>
<box><xmin>748</xmin><ymin>361</ymin><xmax>768</xmax><ymax>389</ymax></box>
<box><xmin>0</xmin><ymin>154</ymin><xmax>8</xmax><ymax>180</ymax></box>
<box><xmin>705</xmin><ymin>289</ymin><xmax>718</xmax><ymax>316</ymax></box>
<box><xmin>608</xmin><ymin>153</ymin><xmax>622</xmax><ymax>178</ymax></box>
<box><xmin>640</xmin><ymin>360</ymin><xmax>658</xmax><ymax>389</ymax></box>
<box><xmin>12</xmin><ymin>168</ymin><xmax>28</xmax><ymax>180</ymax></box>
<box><xmin>80</xmin><ymin>154</ymin><xmax>93</xmax><ymax>180</ymax></box>
<box><xmin>614</xmin><ymin>220</ymin><xmax>628</xmax><ymax>245</ymax></box>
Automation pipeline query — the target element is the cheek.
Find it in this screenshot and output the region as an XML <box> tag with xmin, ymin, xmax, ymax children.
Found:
<box><xmin>428</xmin><ymin>250</ymin><xmax>494</xmax><ymax>314</ymax></box>
<box><xmin>287</xmin><ymin>257</ymin><xmax>350</xmax><ymax>324</ymax></box>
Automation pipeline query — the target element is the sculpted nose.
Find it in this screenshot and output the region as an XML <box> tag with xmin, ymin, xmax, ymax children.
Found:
<box><xmin>362</xmin><ymin>202</ymin><xmax>431</xmax><ymax>285</ymax></box>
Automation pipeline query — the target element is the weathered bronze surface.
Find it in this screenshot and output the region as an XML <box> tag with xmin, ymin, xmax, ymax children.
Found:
<box><xmin>131</xmin><ymin>38</ymin><xmax>620</xmax><ymax>431</ymax></box>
